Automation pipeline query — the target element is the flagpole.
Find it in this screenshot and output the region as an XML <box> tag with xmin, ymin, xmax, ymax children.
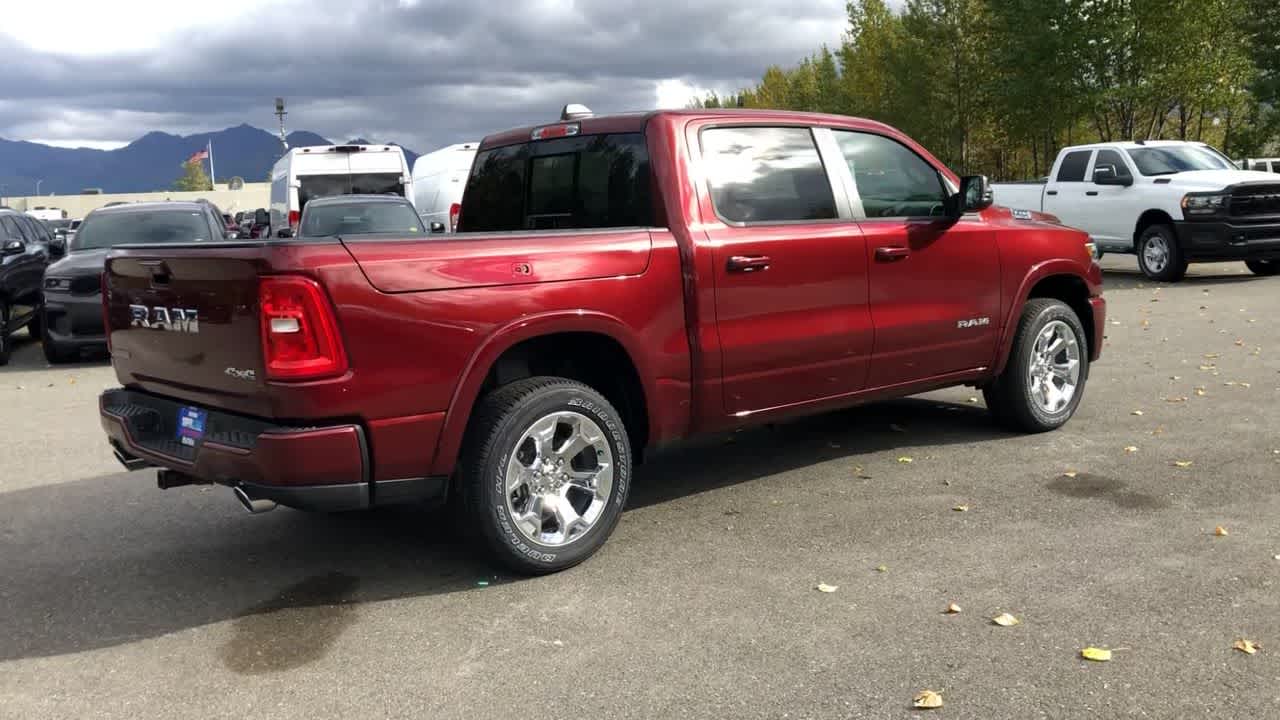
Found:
<box><xmin>207</xmin><ymin>140</ymin><xmax>216</xmax><ymax>190</ymax></box>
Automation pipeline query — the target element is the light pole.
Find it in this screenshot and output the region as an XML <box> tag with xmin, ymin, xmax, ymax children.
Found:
<box><xmin>35</xmin><ymin>179</ymin><xmax>43</xmax><ymax>196</ymax></box>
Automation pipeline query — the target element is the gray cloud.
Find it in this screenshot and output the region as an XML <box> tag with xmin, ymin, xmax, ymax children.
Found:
<box><xmin>1</xmin><ymin>0</ymin><xmax>850</xmax><ymax>152</ymax></box>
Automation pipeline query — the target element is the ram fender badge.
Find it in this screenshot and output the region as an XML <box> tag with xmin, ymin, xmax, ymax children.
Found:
<box><xmin>957</xmin><ymin>317</ymin><xmax>991</xmax><ymax>329</ymax></box>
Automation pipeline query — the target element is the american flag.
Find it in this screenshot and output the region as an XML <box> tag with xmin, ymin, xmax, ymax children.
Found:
<box><xmin>187</xmin><ymin>148</ymin><xmax>209</xmax><ymax>163</ymax></box>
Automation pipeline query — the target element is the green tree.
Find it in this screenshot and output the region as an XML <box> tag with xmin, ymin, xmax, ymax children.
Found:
<box><xmin>173</xmin><ymin>159</ymin><xmax>211</xmax><ymax>192</ymax></box>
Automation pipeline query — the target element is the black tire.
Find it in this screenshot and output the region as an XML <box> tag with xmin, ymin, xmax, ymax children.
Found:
<box><xmin>459</xmin><ymin>377</ymin><xmax>632</xmax><ymax>575</ymax></box>
<box><xmin>41</xmin><ymin>319</ymin><xmax>74</xmax><ymax>364</ymax></box>
<box><xmin>0</xmin><ymin>300</ymin><xmax>10</xmax><ymax>367</ymax></box>
<box><xmin>1245</xmin><ymin>259</ymin><xmax>1280</xmax><ymax>276</ymax></box>
<box><xmin>984</xmin><ymin>298</ymin><xmax>1089</xmax><ymax>433</ymax></box>
<box><xmin>26</xmin><ymin>306</ymin><xmax>42</xmax><ymax>340</ymax></box>
<box><xmin>1136</xmin><ymin>224</ymin><xmax>1187</xmax><ymax>282</ymax></box>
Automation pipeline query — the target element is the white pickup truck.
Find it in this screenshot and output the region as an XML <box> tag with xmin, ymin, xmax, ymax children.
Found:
<box><xmin>992</xmin><ymin>140</ymin><xmax>1280</xmax><ymax>281</ymax></box>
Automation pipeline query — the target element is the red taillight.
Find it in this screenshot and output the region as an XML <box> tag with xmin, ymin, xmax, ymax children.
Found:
<box><xmin>101</xmin><ymin>271</ymin><xmax>112</xmax><ymax>353</ymax></box>
<box><xmin>258</xmin><ymin>276</ymin><xmax>347</xmax><ymax>381</ymax></box>
<box><xmin>449</xmin><ymin>202</ymin><xmax>461</xmax><ymax>232</ymax></box>
<box><xmin>287</xmin><ymin>210</ymin><xmax>300</xmax><ymax>229</ymax></box>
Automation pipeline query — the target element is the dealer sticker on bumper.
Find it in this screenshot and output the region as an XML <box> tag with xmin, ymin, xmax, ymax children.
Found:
<box><xmin>177</xmin><ymin>406</ymin><xmax>208</xmax><ymax>447</ymax></box>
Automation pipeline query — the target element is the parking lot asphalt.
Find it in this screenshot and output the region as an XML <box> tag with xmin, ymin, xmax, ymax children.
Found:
<box><xmin>1</xmin><ymin>257</ymin><xmax>1278</xmax><ymax>719</ymax></box>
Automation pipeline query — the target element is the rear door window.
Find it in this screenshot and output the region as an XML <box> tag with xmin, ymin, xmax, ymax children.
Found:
<box><xmin>459</xmin><ymin>133</ymin><xmax>652</xmax><ymax>232</ymax></box>
<box><xmin>700</xmin><ymin>126</ymin><xmax>837</xmax><ymax>223</ymax></box>
<box><xmin>0</xmin><ymin>216</ymin><xmax>23</xmax><ymax>241</ymax></box>
<box><xmin>1055</xmin><ymin>151</ymin><xmax>1094</xmax><ymax>182</ymax></box>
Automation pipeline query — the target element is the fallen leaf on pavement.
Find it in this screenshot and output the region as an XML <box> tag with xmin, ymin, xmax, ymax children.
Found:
<box><xmin>1233</xmin><ymin>639</ymin><xmax>1260</xmax><ymax>655</ymax></box>
<box><xmin>816</xmin><ymin>583</ymin><xmax>839</xmax><ymax>593</ymax></box>
<box><xmin>992</xmin><ymin>613</ymin><xmax>1020</xmax><ymax>627</ymax></box>
<box><xmin>1242</xmin><ymin>382</ymin><xmax>1251</xmax><ymax>388</ymax></box>
<box><xmin>1131</xmin><ymin>410</ymin><xmax>1144</xmax><ymax>416</ymax></box>
<box><xmin>1195</xmin><ymin>387</ymin><xmax>1207</xmax><ymax>396</ymax></box>
<box><xmin>875</xmin><ymin>565</ymin><xmax>889</xmax><ymax>573</ymax></box>
<box><xmin>1198</xmin><ymin>365</ymin><xmax>1216</xmax><ymax>371</ymax></box>
<box><xmin>1141</xmin><ymin>319</ymin><xmax>1151</xmax><ymax>328</ymax></box>
<box><xmin>1165</xmin><ymin>397</ymin><xmax>1188</xmax><ymax>403</ymax></box>
<box><xmin>1151</xmin><ymin>426</ymin><xmax>1166</xmax><ymax>435</ymax></box>
<box><xmin>1235</xmin><ymin>339</ymin><xmax>1245</xmax><ymax>347</ymax></box>
<box><xmin>1214</xmin><ymin>526</ymin><xmax>1229</xmax><ymax>537</ymax></box>
<box><xmin>1204</xmin><ymin>353</ymin><xmax>1221</xmax><ymax>359</ymax></box>
<box><xmin>967</xmin><ymin>397</ymin><xmax>979</xmax><ymax>404</ymax></box>
<box><xmin>1173</xmin><ymin>461</ymin><xmax>1193</xmax><ymax>468</ymax></box>
<box><xmin>913</xmin><ymin>690</ymin><xmax>944</xmax><ymax>709</ymax></box>
<box><xmin>1081</xmin><ymin>647</ymin><xmax>1113</xmax><ymax>662</ymax></box>
<box><xmin>1062</xmin><ymin>471</ymin><xmax>1078</xmax><ymax>478</ymax></box>
<box><xmin>945</xmin><ymin>603</ymin><xmax>962</xmax><ymax>614</ymax></box>
<box><xmin>1110</xmin><ymin>321</ymin><xmax>1122</xmax><ymax>326</ymax></box>
<box><xmin>1124</xmin><ymin>446</ymin><xmax>1139</xmax><ymax>454</ymax></box>
<box><xmin>897</xmin><ymin>456</ymin><xmax>914</xmax><ymax>464</ymax></box>
<box><xmin>953</xmin><ymin>505</ymin><xmax>970</xmax><ymax>512</ymax></box>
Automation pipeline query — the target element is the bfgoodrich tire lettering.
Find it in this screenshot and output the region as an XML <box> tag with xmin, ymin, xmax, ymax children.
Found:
<box><xmin>461</xmin><ymin>377</ymin><xmax>632</xmax><ymax>575</ymax></box>
<box><xmin>984</xmin><ymin>298</ymin><xmax>1089</xmax><ymax>433</ymax></box>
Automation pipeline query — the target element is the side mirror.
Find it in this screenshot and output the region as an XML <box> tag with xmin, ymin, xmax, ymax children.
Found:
<box><xmin>1093</xmin><ymin>165</ymin><xmax>1132</xmax><ymax>186</ymax></box>
<box><xmin>950</xmin><ymin>175</ymin><xmax>992</xmax><ymax>216</ymax></box>
<box><xmin>429</xmin><ymin>221</ymin><xmax>446</xmax><ymax>234</ymax></box>
<box><xmin>2</xmin><ymin>239</ymin><xmax>25</xmax><ymax>256</ymax></box>
<box><xmin>276</xmin><ymin>228</ymin><xmax>294</xmax><ymax>239</ymax></box>
<box><xmin>49</xmin><ymin>237</ymin><xmax>67</xmax><ymax>257</ymax></box>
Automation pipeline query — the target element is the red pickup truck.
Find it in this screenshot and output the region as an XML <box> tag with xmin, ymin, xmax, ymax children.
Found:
<box><xmin>100</xmin><ymin>109</ymin><xmax>1105</xmax><ymax>574</ymax></box>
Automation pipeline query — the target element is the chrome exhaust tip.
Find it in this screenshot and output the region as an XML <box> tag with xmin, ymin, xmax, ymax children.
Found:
<box><xmin>233</xmin><ymin>486</ymin><xmax>278</xmax><ymax>514</ymax></box>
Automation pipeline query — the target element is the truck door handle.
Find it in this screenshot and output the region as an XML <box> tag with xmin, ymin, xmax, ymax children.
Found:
<box><xmin>875</xmin><ymin>246</ymin><xmax>911</xmax><ymax>262</ymax></box>
<box><xmin>1046</xmin><ymin>190</ymin><xmax>1058</xmax><ymax>196</ymax></box>
<box><xmin>1086</xmin><ymin>191</ymin><xmax>1099</xmax><ymax>196</ymax></box>
<box><xmin>727</xmin><ymin>255</ymin><xmax>771</xmax><ymax>273</ymax></box>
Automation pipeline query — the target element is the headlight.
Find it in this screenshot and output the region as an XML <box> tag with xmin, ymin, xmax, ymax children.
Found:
<box><xmin>44</xmin><ymin>277</ymin><xmax>72</xmax><ymax>291</ymax></box>
<box><xmin>1181</xmin><ymin>192</ymin><xmax>1228</xmax><ymax>216</ymax></box>
<box><xmin>1084</xmin><ymin>241</ymin><xmax>1098</xmax><ymax>259</ymax></box>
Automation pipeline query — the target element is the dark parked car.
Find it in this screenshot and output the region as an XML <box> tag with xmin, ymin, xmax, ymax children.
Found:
<box><xmin>0</xmin><ymin>209</ymin><xmax>53</xmax><ymax>364</ymax></box>
<box><xmin>41</xmin><ymin>201</ymin><xmax>235</xmax><ymax>363</ymax></box>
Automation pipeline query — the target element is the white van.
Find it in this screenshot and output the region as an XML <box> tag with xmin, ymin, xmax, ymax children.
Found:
<box><xmin>410</xmin><ymin>143</ymin><xmax>477</xmax><ymax>232</ymax></box>
<box><xmin>269</xmin><ymin>144</ymin><xmax>412</xmax><ymax>237</ymax></box>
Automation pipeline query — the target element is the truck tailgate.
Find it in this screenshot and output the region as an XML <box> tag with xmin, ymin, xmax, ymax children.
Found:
<box><xmin>106</xmin><ymin>248</ymin><xmax>269</xmax><ymax>400</ymax></box>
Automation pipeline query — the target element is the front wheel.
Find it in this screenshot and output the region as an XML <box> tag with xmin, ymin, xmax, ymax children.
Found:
<box><xmin>460</xmin><ymin>377</ymin><xmax>632</xmax><ymax>575</ymax></box>
<box><xmin>1245</xmin><ymin>259</ymin><xmax>1280</xmax><ymax>276</ymax></box>
<box><xmin>1136</xmin><ymin>224</ymin><xmax>1187</xmax><ymax>282</ymax></box>
<box><xmin>984</xmin><ymin>299</ymin><xmax>1089</xmax><ymax>433</ymax></box>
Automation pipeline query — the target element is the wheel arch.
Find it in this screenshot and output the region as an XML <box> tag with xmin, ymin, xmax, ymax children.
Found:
<box><xmin>993</xmin><ymin>264</ymin><xmax>1096</xmax><ymax>376</ymax></box>
<box><xmin>1133</xmin><ymin>209</ymin><xmax>1176</xmax><ymax>251</ymax></box>
<box><xmin>430</xmin><ymin>311</ymin><xmax>655</xmax><ymax>477</ymax></box>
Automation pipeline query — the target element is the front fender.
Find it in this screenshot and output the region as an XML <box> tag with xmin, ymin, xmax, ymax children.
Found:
<box><xmin>991</xmin><ymin>258</ymin><xmax>1101</xmax><ymax>376</ymax></box>
<box><xmin>428</xmin><ymin>310</ymin><xmax>657</xmax><ymax>477</ymax></box>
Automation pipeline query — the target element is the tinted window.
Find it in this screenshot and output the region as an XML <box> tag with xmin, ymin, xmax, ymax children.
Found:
<box><xmin>0</xmin><ymin>216</ymin><xmax>22</xmax><ymax>241</ymax></box>
<box><xmin>15</xmin><ymin>216</ymin><xmax>41</xmax><ymax>242</ymax></box>
<box><xmin>459</xmin><ymin>133</ymin><xmax>652</xmax><ymax>232</ymax></box>
<box><xmin>301</xmin><ymin>201</ymin><xmax>423</xmax><ymax>237</ymax></box>
<box><xmin>702</xmin><ymin>127</ymin><xmax>836</xmax><ymax>223</ymax></box>
<box><xmin>1127</xmin><ymin>146</ymin><xmax>1234</xmax><ymax>176</ymax></box>
<box><xmin>298</xmin><ymin>173</ymin><xmax>405</xmax><ymax>211</ymax></box>
<box><xmin>32</xmin><ymin>218</ymin><xmax>53</xmax><ymax>242</ymax></box>
<box><xmin>1056</xmin><ymin>151</ymin><xmax>1093</xmax><ymax>182</ymax></box>
<box><xmin>1094</xmin><ymin>149</ymin><xmax>1132</xmax><ymax>182</ymax></box>
<box><xmin>1252</xmin><ymin>161</ymin><xmax>1270</xmax><ymax>171</ymax></box>
<box><xmin>75</xmin><ymin>210</ymin><xmax>214</xmax><ymax>250</ymax></box>
<box><xmin>833</xmin><ymin>131</ymin><xmax>947</xmax><ymax>218</ymax></box>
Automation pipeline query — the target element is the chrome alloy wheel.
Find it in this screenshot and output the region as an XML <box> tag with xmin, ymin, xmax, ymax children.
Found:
<box><xmin>1143</xmin><ymin>234</ymin><xmax>1170</xmax><ymax>273</ymax></box>
<box><xmin>504</xmin><ymin>411</ymin><xmax>614</xmax><ymax>547</ymax></box>
<box><xmin>1027</xmin><ymin>320</ymin><xmax>1081</xmax><ymax>414</ymax></box>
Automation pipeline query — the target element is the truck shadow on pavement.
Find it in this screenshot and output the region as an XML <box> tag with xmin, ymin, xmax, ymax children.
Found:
<box><xmin>1099</xmin><ymin>265</ymin><xmax>1267</xmax><ymax>291</ymax></box>
<box><xmin>0</xmin><ymin>328</ymin><xmax>110</xmax><ymax>373</ymax></box>
<box><xmin>0</xmin><ymin>398</ymin><xmax>1006</xmax><ymax>664</ymax></box>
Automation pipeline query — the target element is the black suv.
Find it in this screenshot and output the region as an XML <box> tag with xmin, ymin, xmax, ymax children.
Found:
<box><xmin>0</xmin><ymin>208</ymin><xmax>56</xmax><ymax>364</ymax></box>
<box><xmin>41</xmin><ymin>201</ymin><xmax>234</xmax><ymax>363</ymax></box>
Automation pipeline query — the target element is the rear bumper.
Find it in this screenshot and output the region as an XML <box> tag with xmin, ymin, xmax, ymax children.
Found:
<box><xmin>100</xmin><ymin>388</ymin><xmax>445</xmax><ymax>512</ymax></box>
<box><xmin>1173</xmin><ymin>220</ymin><xmax>1280</xmax><ymax>261</ymax></box>
<box><xmin>1088</xmin><ymin>296</ymin><xmax>1106</xmax><ymax>362</ymax></box>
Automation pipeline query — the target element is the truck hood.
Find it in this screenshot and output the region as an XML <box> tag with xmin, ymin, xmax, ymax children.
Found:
<box><xmin>1157</xmin><ymin>169</ymin><xmax>1279</xmax><ymax>191</ymax></box>
<box><xmin>46</xmin><ymin>249</ymin><xmax>108</xmax><ymax>278</ymax></box>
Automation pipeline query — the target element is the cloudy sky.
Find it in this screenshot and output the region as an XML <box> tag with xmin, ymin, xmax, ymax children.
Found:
<box><xmin>2</xmin><ymin>0</ymin><xmax>865</xmax><ymax>154</ymax></box>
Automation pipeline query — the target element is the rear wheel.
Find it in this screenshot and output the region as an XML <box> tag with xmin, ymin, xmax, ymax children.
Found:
<box><xmin>1245</xmin><ymin>259</ymin><xmax>1280</xmax><ymax>276</ymax></box>
<box><xmin>984</xmin><ymin>298</ymin><xmax>1089</xmax><ymax>433</ymax></box>
<box><xmin>1136</xmin><ymin>224</ymin><xmax>1187</xmax><ymax>282</ymax></box>
<box><xmin>460</xmin><ymin>377</ymin><xmax>632</xmax><ymax>575</ymax></box>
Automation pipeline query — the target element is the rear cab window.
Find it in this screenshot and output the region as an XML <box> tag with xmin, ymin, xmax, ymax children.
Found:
<box><xmin>300</xmin><ymin>201</ymin><xmax>423</xmax><ymax>237</ymax></box>
<box><xmin>458</xmin><ymin>133</ymin><xmax>653</xmax><ymax>232</ymax></box>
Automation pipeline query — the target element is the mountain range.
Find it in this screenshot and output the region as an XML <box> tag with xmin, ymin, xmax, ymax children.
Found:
<box><xmin>0</xmin><ymin>124</ymin><xmax>420</xmax><ymax>197</ymax></box>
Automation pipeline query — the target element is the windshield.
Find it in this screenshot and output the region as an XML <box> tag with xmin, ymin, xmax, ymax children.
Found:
<box><xmin>1126</xmin><ymin>146</ymin><xmax>1235</xmax><ymax>176</ymax></box>
<box><xmin>300</xmin><ymin>201</ymin><xmax>422</xmax><ymax>237</ymax></box>
<box><xmin>75</xmin><ymin>210</ymin><xmax>212</xmax><ymax>250</ymax></box>
<box><xmin>297</xmin><ymin>173</ymin><xmax>405</xmax><ymax>212</ymax></box>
